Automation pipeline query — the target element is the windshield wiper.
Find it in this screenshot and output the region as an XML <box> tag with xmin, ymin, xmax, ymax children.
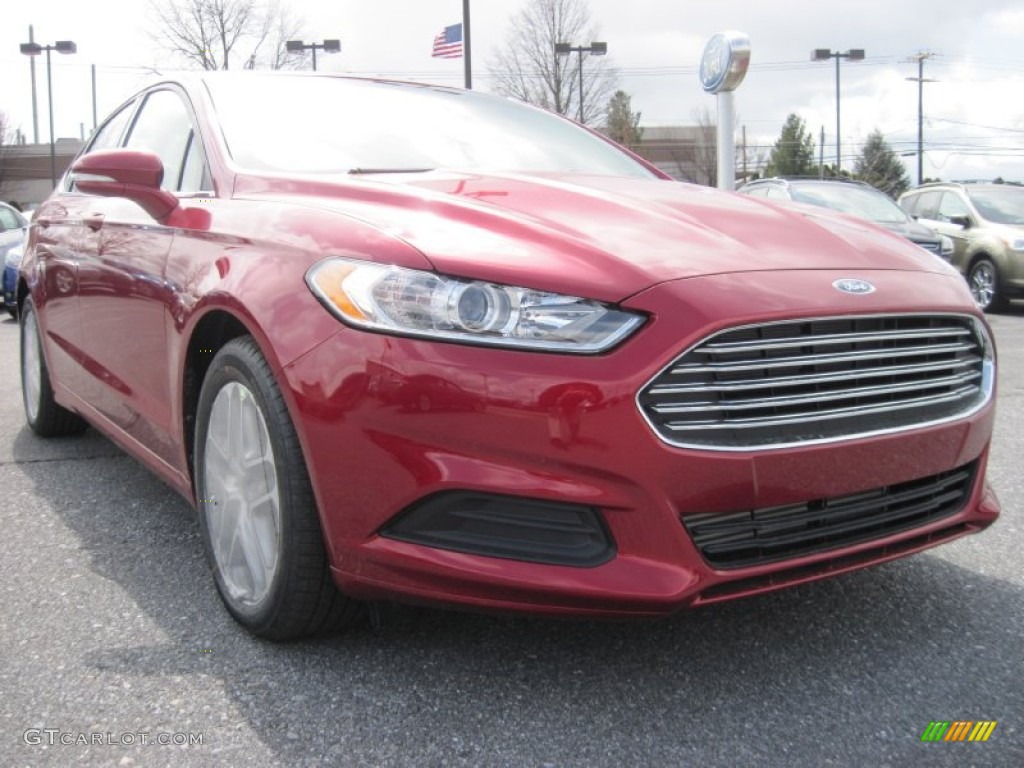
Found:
<box><xmin>347</xmin><ymin>167</ymin><xmax>434</xmax><ymax>175</ymax></box>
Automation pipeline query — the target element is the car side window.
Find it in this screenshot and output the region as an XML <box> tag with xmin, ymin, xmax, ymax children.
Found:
<box><xmin>88</xmin><ymin>102</ymin><xmax>136</xmax><ymax>154</ymax></box>
<box><xmin>0</xmin><ymin>207</ymin><xmax>22</xmax><ymax>230</ymax></box>
<box><xmin>909</xmin><ymin>191</ymin><xmax>941</xmax><ymax>219</ymax></box>
<box><xmin>125</xmin><ymin>90</ymin><xmax>209</xmax><ymax>194</ymax></box>
<box><xmin>936</xmin><ymin>193</ymin><xmax>970</xmax><ymax>223</ymax></box>
<box><xmin>765</xmin><ymin>186</ymin><xmax>788</xmax><ymax>200</ymax></box>
<box><xmin>743</xmin><ymin>186</ymin><xmax>768</xmax><ymax>197</ymax></box>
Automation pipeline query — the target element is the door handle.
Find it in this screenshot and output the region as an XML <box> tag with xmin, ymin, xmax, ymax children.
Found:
<box><xmin>85</xmin><ymin>214</ymin><xmax>105</xmax><ymax>232</ymax></box>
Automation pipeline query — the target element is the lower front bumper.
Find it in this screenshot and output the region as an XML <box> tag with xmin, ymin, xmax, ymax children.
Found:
<box><xmin>282</xmin><ymin>269</ymin><xmax>999</xmax><ymax>617</ymax></box>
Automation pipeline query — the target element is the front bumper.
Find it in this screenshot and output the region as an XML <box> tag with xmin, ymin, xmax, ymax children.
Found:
<box><xmin>282</xmin><ymin>268</ymin><xmax>999</xmax><ymax>616</ymax></box>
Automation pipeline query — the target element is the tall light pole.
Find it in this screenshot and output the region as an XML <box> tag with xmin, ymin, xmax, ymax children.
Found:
<box><xmin>554</xmin><ymin>41</ymin><xmax>607</xmax><ymax>123</ymax></box>
<box><xmin>906</xmin><ymin>52</ymin><xmax>936</xmax><ymax>186</ymax></box>
<box><xmin>285</xmin><ymin>39</ymin><xmax>341</xmax><ymax>72</ymax></box>
<box><xmin>812</xmin><ymin>48</ymin><xmax>864</xmax><ymax>173</ymax></box>
<box><xmin>19</xmin><ymin>38</ymin><xmax>77</xmax><ymax>187</ymax></box>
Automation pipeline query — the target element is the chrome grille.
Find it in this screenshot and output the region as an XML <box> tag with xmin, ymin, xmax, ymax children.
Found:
<box><xmin>683</xmin><ymin>461</ymin><xmax>977</xmax><ymax>569</ymax></box>
<box><xmin>638</xmin><ymin>315</ymin><xmax>992</xmax><ymax>449</ymax></box>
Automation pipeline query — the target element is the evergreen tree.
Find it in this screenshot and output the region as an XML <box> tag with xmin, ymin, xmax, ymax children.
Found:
<box><xmin>603</xmin><ymin>90</ymin><xmax>643</xmax><ymax>149</ymax></box>
<box><xmin>764</xmin><ymin>114</ymin><xmax>816</xmax><ymax>177</ymax></box>
<box><xmin>854</xmin><ymin>129</ymin><xmax>911</xmax><ymax>198</ymax></box>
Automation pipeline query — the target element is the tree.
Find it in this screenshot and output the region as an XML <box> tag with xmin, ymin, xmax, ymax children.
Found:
<box><xmin>854</xmin><ymin>129</ymin><xmax>911</xmax><ymax>198</ymax></box>
<box><xmin>764</xmin><ymin>114</ymin><xmax>816</xmax><ymax>177</ymax></box>
<box><xmin>603</xmin><ymin>91</ymin><xmax>642</xmax><ymax>149</ymax></box>
<box><xmin>489</xmin><ymin>0</ymin><xmax>618</xmax><ymax>125</ymax></box>
<box><xmin>687</xmin><ymin>106</ymin><xmax>718</xmax><ymax>186</ymax></box>
<box><xmin>149</xmin><ymin>0</ymin><xmax>305</xmax><ymax>71</ymax></box>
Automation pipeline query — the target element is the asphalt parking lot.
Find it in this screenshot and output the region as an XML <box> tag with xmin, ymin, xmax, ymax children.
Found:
<box><xmin>0</xmin><ymin>309</ymin><xmax>1021</xmax><ymax>768</ymax></box>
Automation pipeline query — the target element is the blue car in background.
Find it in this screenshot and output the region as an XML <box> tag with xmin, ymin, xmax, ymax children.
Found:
<box><xmin>1</xmin><ymin>201</ymin><xmax>29</xmax><ymax>317</ymax></box>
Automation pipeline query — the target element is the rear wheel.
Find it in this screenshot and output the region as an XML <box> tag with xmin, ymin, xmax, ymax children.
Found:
<box><xmin>968</xmin><ymin>258</ymin><xmax>1008</xmax><ymax>313</ymax></box>
<box><xmin>194</xmin><ymin>336</ymin><xmax>361</xmax><ymax>640</ymax></box>
<box><xmin>20</xmin><ymin>297</ymin><xmax>88</xmax><ymax>437</ymax></box>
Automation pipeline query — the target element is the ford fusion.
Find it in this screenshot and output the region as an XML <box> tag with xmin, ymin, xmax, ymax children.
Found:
<box><xmin>18</xmin><ymin>73</ymin><xmax>999</xmax><ymax>639</ymax></box>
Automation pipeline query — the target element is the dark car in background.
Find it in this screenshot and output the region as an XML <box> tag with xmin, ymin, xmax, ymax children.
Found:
<box><xmin>1</xmin><ymin>201</ymin><xmax>29</xmax><ymax>317</ymax></box>
<box><xmin>739</xmin><ymin>178</ymin><xmax>952</xmax><ymax>260</ymax></box>
<box><xmin>899</xmin><ymin>182</ymin><xmax>1024</xmax><ymax>312</ymax></box>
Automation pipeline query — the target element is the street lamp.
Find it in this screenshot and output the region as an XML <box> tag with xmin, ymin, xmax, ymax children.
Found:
<box><xmin>811</xmin><ymin>48</ymin><xmax>864</xmax><ymax>173</ymax></box>
<box><xmin>554</xmin><ymin>41</ymin><xmax>607</xmax><ymax>123</ymax></box>
<box><xmin>285</xmin><ymin>39</ymin><xmax>341</xmax><ymax>72</ymax></box>
<box><xmin>20</xmin><ymin>38</ymin><xmax>77</xmax><ymax>187</ymax></box>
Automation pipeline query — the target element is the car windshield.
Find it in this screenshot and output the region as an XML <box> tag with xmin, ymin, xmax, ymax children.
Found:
<box><xmin>204</xmin><ymin>75</ymin><xmax>655</xmax><ymax>178</ymax></box>
<box><xmin>788</xmin><ymin>183</ymin><xmax>908</xmax><ymax>225</ymax></box>
<box><xmin>967</xmin><ymin>187</ymin><xmax>1024</xmax><ymax>225</ymax></box>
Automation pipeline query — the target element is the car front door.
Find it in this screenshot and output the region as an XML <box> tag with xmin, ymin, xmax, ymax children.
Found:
<box><xmin>74</xmin><ymin>87</ymin><xmax>210</xmax><ymax>469</ymax></box>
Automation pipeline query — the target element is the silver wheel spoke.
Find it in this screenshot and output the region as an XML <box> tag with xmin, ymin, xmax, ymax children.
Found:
<box><xmin>202</xmin><ymin>381</ymin><xmax>281</xmax><ymax>606</ymax></box>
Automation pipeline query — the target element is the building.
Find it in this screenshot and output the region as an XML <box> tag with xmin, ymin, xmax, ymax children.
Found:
<box><xmin>0</xmin><ymin>139</ymin><xmax>84</xmax><ymax>209</ymax></box>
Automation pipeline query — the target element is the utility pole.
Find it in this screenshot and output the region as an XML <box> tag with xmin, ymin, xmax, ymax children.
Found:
<box><xmin>29</xmin><ymin>25</ymin><xmax>39</xmax><ymax>143</ymax></box>
<box><xmin>906</xmin><ymin>52</ymin><xmax>936</xmax><ymax>186</ymax></box>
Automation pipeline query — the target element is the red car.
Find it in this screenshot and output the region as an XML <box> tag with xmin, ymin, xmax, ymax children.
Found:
<box><xmin>18</xmin><ymin>73</ymin><xmax>999</xmax><ymax>639</ymax></box>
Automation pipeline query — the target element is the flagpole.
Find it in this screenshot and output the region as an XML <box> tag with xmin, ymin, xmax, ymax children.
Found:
<box><xmin>463</xmin><ymin>0</ymin><xmax>472</xmax><ymax>89</ymax></box>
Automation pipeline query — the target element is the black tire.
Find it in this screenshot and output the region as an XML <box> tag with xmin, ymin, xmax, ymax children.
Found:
<box><xmin>194</xmin><ymin>336</ymin><xmax>362</xmax><ymax>640</ymax></box>
<box><xmin>6</xmin><ymin>306</ymin><xmax>16</xmax><ymax>319</ymax></box>
<box><xmin>20</xmin><ymin>297</ymin><xmax>88</xmax><ymax>437</ymax></box>
<box><xmin>968</xmin><ymin>258</ymin><xmax>1008</xmax><ymax>313</ymax></box>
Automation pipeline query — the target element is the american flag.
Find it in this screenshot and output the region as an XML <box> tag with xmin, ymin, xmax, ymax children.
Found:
<box><xmin>432</xmin><ymin>23</ymin><xmax>463</xmax><ymax>59</ymax></box>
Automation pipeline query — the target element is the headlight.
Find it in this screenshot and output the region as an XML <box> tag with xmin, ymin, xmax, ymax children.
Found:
<box><xmin>940</xmin><ymin>235</ymin><xmax>954</xmax><ymax>257</ymax></box>
<box><xmin>1004</xmin><ymin>236</ymin><xmax>1024</xmax><ymax>252</ymax></box>
<box><xmin>307</xmin><ymin>257</ymin><xmax>644</xmax><ymax>353</ymax></box>
<box><xmin>4</xmin><ymin>245</ymin><xmax>23</xmax><ymax>269</ymax></box>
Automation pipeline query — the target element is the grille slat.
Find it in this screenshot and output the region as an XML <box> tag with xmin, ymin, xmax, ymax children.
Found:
<box><xmin>700</xmin><ymin>326</ymin><xmax>969</xmax><ymax>354</ymax></box>
<box><xmin>684</xmin><ymin>463</ymin><xmax>977</xmax><ymax>568</ymax></box>
<box><xmin>664</xmin><ymin>387</ymin><xmax>979</xmax><ymax>431</ymax></box>
<box><xmin>651</xmin><ymin>371</ymin><xmax>981</xmax><ymax>414</ymax></box>
<box><xmin>670</xmin><ymin>340</ymin><xmax>976</xmax><ymax>375</ymax></box>
<box><xmin>638</xmin><ymin>314</ymin><xmax>992</xmax><ymax>449</ymax></box>
<box><xmin>649</xmin><ymin>357</ymin><xmax>981</xmax><ymax>395</ymax></box>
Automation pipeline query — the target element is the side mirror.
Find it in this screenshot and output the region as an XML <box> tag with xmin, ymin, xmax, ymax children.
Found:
<box><xmin>948</xmin><ymin>214</ymin><xmax>972</xmax><ymax>229</ymax></box>
<box><xmin>71</xmin><ymin>149</ymin><xmax>179</xmax><ymax>221</ymax></box>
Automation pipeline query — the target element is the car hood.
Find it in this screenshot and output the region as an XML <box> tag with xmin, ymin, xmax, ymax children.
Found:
<box><xmin>234</xmin><ymin>171</ymin><xmax>956</xmax><ymax>303</ymax></box>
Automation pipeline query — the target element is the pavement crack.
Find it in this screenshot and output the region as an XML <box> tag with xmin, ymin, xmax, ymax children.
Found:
<box><xmin>0</xmin><ymin>453</ymin><xmax>127</xmax><ymax>467</ymax></box>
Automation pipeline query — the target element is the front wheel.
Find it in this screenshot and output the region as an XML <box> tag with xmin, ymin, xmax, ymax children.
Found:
<box><xmin>20</xmin><ymin>297</ymin><xmax>87</xmax><ymax>436</ymax></box>
<box><xmin>194</xmin><ymin>336</ymin><xmax>361</xmax><ymax>640</ymax></box>
<box><xmin>968</xmin><ymin>258</ymin><xmax>1008</xmax><ymax>313</ymax></box>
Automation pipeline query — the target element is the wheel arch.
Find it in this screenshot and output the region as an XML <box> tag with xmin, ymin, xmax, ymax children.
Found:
<box><xmin>181</xmin><ymin>307</ymin><xmax>261</xmax><ymax>492</ymax></box>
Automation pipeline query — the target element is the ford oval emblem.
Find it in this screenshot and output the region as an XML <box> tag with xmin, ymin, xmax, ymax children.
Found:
<box><xmin>833</xmin><ymin>278</ymin><xmax>876</xmax><ymax>295</ymax></box>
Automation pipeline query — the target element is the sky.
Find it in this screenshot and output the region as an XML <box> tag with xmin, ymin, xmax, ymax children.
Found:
<box><xmin>2</xmin><ymin>0</ymin><xmax>1023</xmax><ymax>183</ymax></box>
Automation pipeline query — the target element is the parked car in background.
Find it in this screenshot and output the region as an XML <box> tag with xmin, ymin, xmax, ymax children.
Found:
<box><xmin>739</xmin><ymin>178</ymin><xmax>952</xmax><ymax>260</ymax></box>
<box><xmin>17</xmin><ymin>72</ymin><xmax>999</xmax><ymax>640</ymax></box>
<box><xmin>1</xmin><ymin>202</ymin><xmax>29</xmax><ymax>318</ymax></box>
<box><xmin>4</xmin><ymin>241</ymin><xmax>24</xmax><ymax>318</ymax></box>
<box><xmin>899</xmin><ymin>182</ymin><xmax>1024</xmax><ymax>312</ymax></box>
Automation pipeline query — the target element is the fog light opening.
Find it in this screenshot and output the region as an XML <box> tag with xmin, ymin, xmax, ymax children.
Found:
<box><xmin>381</xmin><ymin>492</ymin><xmax>615</xmax><ymax>567</ymax></box>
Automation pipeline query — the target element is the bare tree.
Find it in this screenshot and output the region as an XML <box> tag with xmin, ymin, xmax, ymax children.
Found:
<box><xmin>675</xmin><ymin>106</ymin><xmax>718</xmax><ymax>187</ymax></box>
<box><xmin>489</xmin><ymin>0</ymin><xmax>618</xmax><ymax>125</ymax></box>
<box><xmin>149</xmin><ymin>0</ymin><xmax>305</xmax><ymax>70</ymax></box>
<box><xmin>260</xmin><ymin>4</ymin><xmax>306</xmax><ymax>70</ymax></box>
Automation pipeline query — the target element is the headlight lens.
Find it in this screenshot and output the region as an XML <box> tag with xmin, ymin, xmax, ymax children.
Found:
<box><xmin>1005</xmin><ymin>236</ymin><xmax>1024</xmax><ymax>252</ymax></box>
<box><xmin>4</xmin><ymin>245</ymin><xmax>23</xmax><ymax>269</ymax></box>
<box><xmin>939</xmin><ymin>235</ymin><xmax>954</xmax><ymax>257</ymax></box>
<box><xmin>307</xmin><ymin>257</ymin><xmax>644</xmax><ymax>353</ymax></box>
